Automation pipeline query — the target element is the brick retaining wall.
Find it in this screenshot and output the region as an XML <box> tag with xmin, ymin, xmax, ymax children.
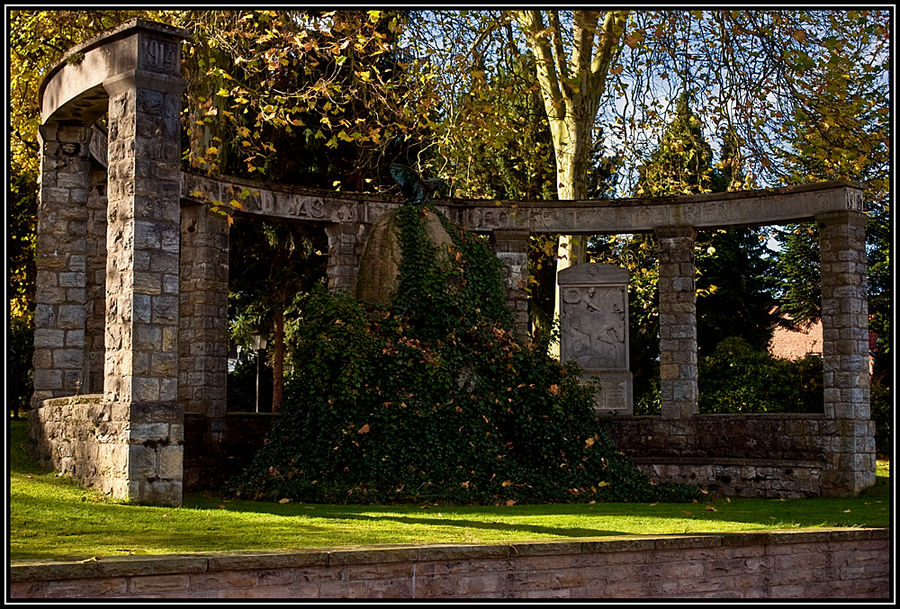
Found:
<box><xmin>9</xmin><ymin>529</ymin><xmax>889</xmax><ymax>600</ymax></box>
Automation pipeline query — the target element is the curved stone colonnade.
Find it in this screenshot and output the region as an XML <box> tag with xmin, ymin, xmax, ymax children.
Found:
<box><xmin>30</xmin><ymin>19</ymin><xmax>874</xmax><ymax>505</ymax></box>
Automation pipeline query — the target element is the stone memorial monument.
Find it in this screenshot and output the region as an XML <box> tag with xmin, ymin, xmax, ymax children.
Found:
<box><xmin>27</xmin><ymin>17</ymin><xmax>875</xmax><ymax>503</ymax></box>
<box><xmin>558</xmin><ymin>263</ymin><xmax>633</xmax><ymax>414</ymax></box>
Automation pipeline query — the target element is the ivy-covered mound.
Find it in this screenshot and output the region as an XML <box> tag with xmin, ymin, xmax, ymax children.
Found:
<box><xmin>228</xmin><ymin>203</ymin><xmax>699</xmax><ymax>505</ymax></box>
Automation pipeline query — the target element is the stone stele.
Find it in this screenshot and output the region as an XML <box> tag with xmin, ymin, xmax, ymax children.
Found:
<box><xmin>557</xmin><ymin>263</ymin><xmax>633</xmax><ymax>415</ymax></box>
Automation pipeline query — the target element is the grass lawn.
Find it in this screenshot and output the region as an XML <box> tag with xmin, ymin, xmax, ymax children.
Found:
<box><xmin>8</xmin><ymin>418</ymin><xmax>890</xmax><ymax>562</ymax></box>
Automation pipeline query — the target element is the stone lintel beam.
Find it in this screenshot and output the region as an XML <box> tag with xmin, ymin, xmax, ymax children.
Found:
<box><xmin>182</xmin><ymin>175</ymin><xmax>864</xmax><ymax>236</ymax></box>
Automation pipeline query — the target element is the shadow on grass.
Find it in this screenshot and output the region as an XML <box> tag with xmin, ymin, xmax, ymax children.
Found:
<box><xmin>10</xmin><ymin>417</ymin><xmax>890</xmax><ymax>562</ymax></box>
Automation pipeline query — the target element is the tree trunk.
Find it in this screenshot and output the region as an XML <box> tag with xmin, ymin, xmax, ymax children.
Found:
<box><xmin>271</xmin><ymin>300</ymin><xmax>285</xmax><ymax>413</ymax></box>
<box><xmin>512</xmin><ymin>9</ymin><xmax>628</xmax><ymax>356</ymax></box>
<box><xmin>549</xmin><ymin>107</ymin><xmax>594</xmax><ymax>355</ymax></box>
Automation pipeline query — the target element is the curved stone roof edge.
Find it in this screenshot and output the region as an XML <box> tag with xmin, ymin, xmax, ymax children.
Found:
<box><xmin>38</xmin><ymin>18</ymin><xmax>190</xmax><ymax>109</ymax></box>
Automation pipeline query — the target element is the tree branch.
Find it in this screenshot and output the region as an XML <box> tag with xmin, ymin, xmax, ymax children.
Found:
<box><xmin>512</xmin><ymin>10</ymin><xmax>564</xmax><ymax>121</ymax></box>
<box><xmin>571</xmin><ymin>10</ymin><xmax>599</xmax><ymax>96</ymax></box>
<box><xmin>548</xmin><ymin>11</ymin><xmax>570</xmax><ymax>94</ymax></box>
<box><xmin>588</xmin><ymin>10</ymin><xmax>628</xmax><ymax>103</ymax></box>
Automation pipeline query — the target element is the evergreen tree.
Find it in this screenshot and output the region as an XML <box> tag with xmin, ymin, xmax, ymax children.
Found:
<box><xmin>592</xmin><ymin>93</ymin><xmax>780</xmax><ymax>411</ymax></box>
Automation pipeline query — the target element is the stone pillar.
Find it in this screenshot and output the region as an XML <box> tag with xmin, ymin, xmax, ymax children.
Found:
<box><xmin>492</xmin><ymin>230</ymin><xmax>531</xmax><ymax>338</ymax></box>
<box><xmin>656</xmin><ymin>226</ymin><xmax>698</xmax><ymax>419</ymax></box>
<box><xmin>325</xmin><ymin>222</ymin><xmax>366</xmax><ymax>293</ymax></box>
<box><xmin>817</xmin><ymin>211</ymin><xmax>875</xmax><ymax>495</ymax></box>
<box><xmin>103</xmin><ymin>69</ymin><xmax>184</xmax><ymax>404</ymax></box>
<box><xmin>558</xmin><ymin>263</ymin><xmax>633</xmax><ymax>414</ymax></box>
<box><xmin>101</xmin><ymin>32</ymin><xmax>187</xmax><ymax>506</ymax></box>
<box><xmin>178</xmin><ymin>204</ymin><xmax>229</xmax><ymax>420</ymax></box>
<box><xmin>32</xmin><ymin>123</ymin><xmax>93</xmax><ymax>405</ymax></box>
<box><xmin>179</xmin><ymin>204</ymin><xmax>229</xmax><ymax>489</ymax></box>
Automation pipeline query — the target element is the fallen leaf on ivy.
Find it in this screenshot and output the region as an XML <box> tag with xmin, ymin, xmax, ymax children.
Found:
<box><xmin>843</xmin><ymin>509</ymin><xmax>852</xmax><ymax>513</ymax></box>
<box><xmin>705</xmin><ymin>505</ymin><xmax>717</xmax><ymax>512</ymax></box>
<box><xmin>358</xmin><ymin>423</ymin><xmax>370</xmax><ymax>434</ymax></box>
<box><xmin>506</xmin><ymin>499</ymin><xmax>516</xmax><ymax>506</ymax></box>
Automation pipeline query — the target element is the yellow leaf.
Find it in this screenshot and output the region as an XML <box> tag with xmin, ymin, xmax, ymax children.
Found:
<box><xmin>206</xmin><ymin>146</ymin><xmax>219</xmax><ymax>156</ymax></box>
<box><xmin>279</xmin><ymin>498</ymin><xmax>291</xmax><ymax>504</ymax></box>
<box><xmin>843</xmin><ymin>509</ymin><xmax>852</xmax><ymax>513</ymax></box>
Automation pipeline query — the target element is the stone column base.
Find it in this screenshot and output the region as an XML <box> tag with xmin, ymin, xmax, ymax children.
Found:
<box><xmin>28</xmin><ymin>395</ymin><xmax>184</xmax><ymax>506</ymax></box>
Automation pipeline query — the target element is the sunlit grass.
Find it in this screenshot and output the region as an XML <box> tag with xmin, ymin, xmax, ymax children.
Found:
<box><xmin>8</xmin><ymin>419</ymin><xmax>890</xmax><ymax>562</ymax></box>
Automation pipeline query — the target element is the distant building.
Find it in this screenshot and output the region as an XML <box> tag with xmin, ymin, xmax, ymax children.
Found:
<box><xmin>769</xmin><ymin>314</ymin><xmax>875</xmax><ymax>374</ymax></box>
<box><xmin>769</xmin><ymin>318</ymin><xmax>823</xmax><ymax>360</ymax></box>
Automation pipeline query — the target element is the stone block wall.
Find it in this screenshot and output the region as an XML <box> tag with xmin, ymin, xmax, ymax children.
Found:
<box><xmin>9</xmin><ymin>529</ymin><xmax>889</xmax><ymax>599</ymax></box>
<box><xmin>28</xmin><ymin>394</ymin><xmax>184</xmax><ymax>506</ymax></box>
<box><xmin>605</xmin><ymin>414</ymin><xmax>855</xmax><ymax>497</ymax></box>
